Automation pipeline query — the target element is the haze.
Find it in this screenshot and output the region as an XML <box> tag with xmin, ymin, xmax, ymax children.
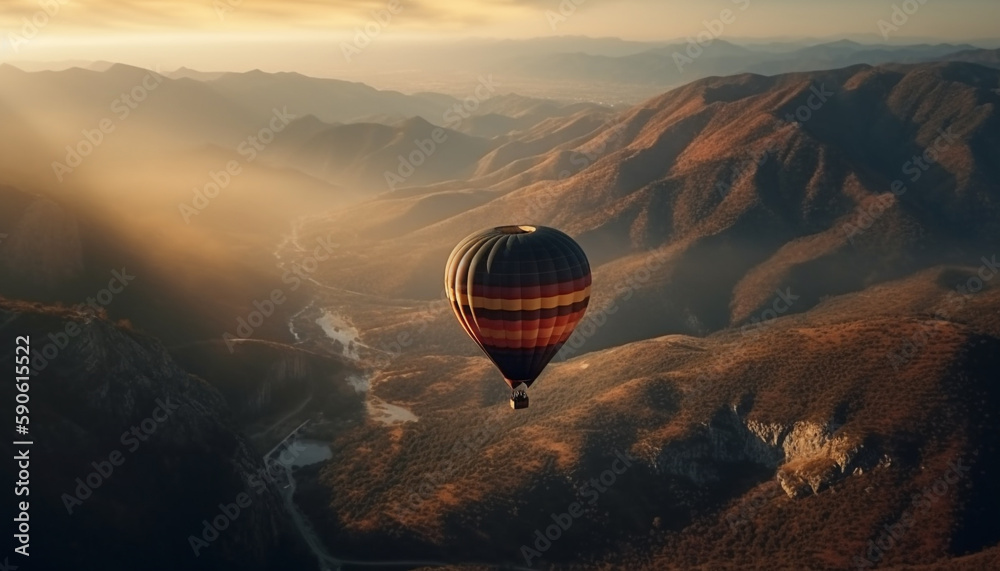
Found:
<box><xmin>3</xmin><ymin>0</ymin><xmax>1000</xmax><ymax>77</ymax></box>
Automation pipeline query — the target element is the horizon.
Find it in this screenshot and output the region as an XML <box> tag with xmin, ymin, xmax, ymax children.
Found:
<box><xmin>3</xmin><ymin>0</ymin><xmax>999</xmax><ymax>76</ymax></box>
<box><xmin>3</xmin><ymin>34</ymin><xmax>998</xmax><ymax>78</ymax></box>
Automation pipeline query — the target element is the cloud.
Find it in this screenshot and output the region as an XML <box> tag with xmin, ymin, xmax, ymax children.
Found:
<box><xmin>2</xmin><ymin>0</ymin><xmax>995</xmax><ymax>43</ymax></box>
<box><xmin>0</xmin><ymin>0</ymin><xmax>552</xmax><ymax>33</ymax></box>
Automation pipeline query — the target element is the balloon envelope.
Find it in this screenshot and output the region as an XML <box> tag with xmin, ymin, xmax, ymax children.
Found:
<box><xmin>445</xmin><ymin>225</ymin><xmax>592</xmax><ymax>389</ymax></box>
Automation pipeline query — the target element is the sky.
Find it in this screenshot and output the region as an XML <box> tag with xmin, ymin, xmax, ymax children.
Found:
<box><xmin>1</xmin><ymin>0</ymin><xmax>998</xmax><ymax>71</ymax></box>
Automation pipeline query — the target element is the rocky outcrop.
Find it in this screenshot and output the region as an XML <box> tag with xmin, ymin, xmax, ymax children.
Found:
<box><xmin>653</xmin><ymin>403</ymin><xmax>887</xmax><ymax>498</ymax></box>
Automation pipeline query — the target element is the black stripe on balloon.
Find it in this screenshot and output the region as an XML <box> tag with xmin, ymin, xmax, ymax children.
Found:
<box><xmin>477</xmin><ymin>346</ymin><xmax>545</xmax><ymax>382</ymax></box>
<box><xmin>470</xmin><ymin>231</ymin><xmax>590</xmax><ymax>288</ymax></box>
<box><xmin>463</xmin><ymin>299</ymin><xmax>590</xmax><ymax>321</ymax></box>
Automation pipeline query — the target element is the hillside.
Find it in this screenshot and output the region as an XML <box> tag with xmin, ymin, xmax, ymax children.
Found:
<box><xmin>295</xmin><ymin>62</ymin><xmax>1000</xmax><ymax>354</ymax></box>
<box><xmin>296</xmin><ymin>265</ymin><xmax>1000</xmax><ymax>569</ymax></box>
<box><xmin>0</xmin><ymin>299</ymin><xmax>314</xmax><ymax>571</ymax></box>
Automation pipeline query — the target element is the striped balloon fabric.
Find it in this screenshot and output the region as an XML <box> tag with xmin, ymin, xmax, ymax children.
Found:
<box><xmin>445</xmin><ymin>225</ymin><xmax>592</xmax><ymax>389</ymax></box>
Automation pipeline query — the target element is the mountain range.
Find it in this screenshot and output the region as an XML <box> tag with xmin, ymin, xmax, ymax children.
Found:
<box><xmin>1</xmin><ymin>53</ymin><xmax>999</xmax><ymax>570</ymax></box>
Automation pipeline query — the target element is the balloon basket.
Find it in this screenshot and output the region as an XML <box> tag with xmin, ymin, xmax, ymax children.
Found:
<box><xmin>510</xmin><ymin>390</ymin><xmax>529</xmax><ymax>410</ymax></box>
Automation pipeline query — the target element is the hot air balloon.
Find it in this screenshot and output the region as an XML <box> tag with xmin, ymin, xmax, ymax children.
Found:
<box><xmin>445</xmin><ymin>225</ymin><xmax>592</xmax><ymax>409</ymax></box>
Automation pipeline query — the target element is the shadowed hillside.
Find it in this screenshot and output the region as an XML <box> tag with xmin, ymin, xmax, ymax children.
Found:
<box><xmin>0</xmin><ymin>299</ymin><xmax>314</xmax><ymax>571</ymax></box>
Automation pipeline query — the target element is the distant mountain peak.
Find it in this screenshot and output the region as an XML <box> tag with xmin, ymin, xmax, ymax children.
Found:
<box><xmin>820</xmin><ymin>39</ymin><xmax>865</xmax><ymax>47</ymax></box>
<box><xmin>396</xmin><ymin>115</ymin><xmax>437</xmax><ymax>133</ymax></box>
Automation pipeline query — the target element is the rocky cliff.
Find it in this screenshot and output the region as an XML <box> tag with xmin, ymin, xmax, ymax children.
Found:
<box><xmin>654</xmin><ymin>406</ymin><xmax>891</xmax><ymax>498</ymax></box>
